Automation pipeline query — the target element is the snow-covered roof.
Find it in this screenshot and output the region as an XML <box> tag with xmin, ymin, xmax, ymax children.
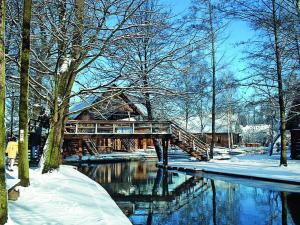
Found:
<box><xmin>68</xmin><ymin>91</ymin><xmax>147</xmax><ymax>120</ymax></box>
<box><xmin>124</xmin><ymin>92</ymin><xmax>148</xmax><ymax>116</ymax></box>
<box><xmin>240</xmin><ymin>124</ymin><xmax>270</xmax><ymax>134</ymax></box>
<box><xmin>69</xmin><ymin>95</ymin><xmax>100</xmax><ymax>119</ymax></box>
<box><xmin>176</xmin><ymin>114</ymin><xmax>240</xmax><ymax>134</ymax></box>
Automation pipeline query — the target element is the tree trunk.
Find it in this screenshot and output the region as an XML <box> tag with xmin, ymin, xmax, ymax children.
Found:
<box><xmin>0</xmin><ymin>0</ymin><xmax>7</xmax><ymax>222</ymax></box>
<box><xmin>272</xmin><ymin>0</ymin><xmax>287</xmax><ymax>166</ymax></box>
<box><xmin>42</xmin><ymin>104</ymin><xmax>65</xmax><ymax>173</ymax></box>
<box><xmin>18</xmin><ymin>0</ymin><xmax>32</xmax><ymax>187</ymax></box>
<box><xmin>144</xmin><ymin>93</ymin><xmax>162</xmax><ymax>161</ymax></box>
<box><xmin>209</xmin><ymin>1</ymin><xmax>216</xmax><ymax>159</ymax></box>
<box><xmin>42</xmin><ymin>0</ymin><xmax>84</xmax><ymax>172</ymax></box>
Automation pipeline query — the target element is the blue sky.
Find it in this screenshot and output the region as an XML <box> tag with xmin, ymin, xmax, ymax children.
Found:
<box><xmin>162</xmin><ymin>0</ymin><xmax>256</xmax><ymax>80</ymax></box>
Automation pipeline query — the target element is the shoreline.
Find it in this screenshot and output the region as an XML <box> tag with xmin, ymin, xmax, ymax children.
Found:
<box><xmin>157</xmin><ymin>155</ymin><xmax>300</xmax><ymax>188</ymax></box>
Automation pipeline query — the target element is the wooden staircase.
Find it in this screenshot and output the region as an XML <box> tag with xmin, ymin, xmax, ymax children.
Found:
<box><xmin>170</xmin><ymin>122</ymin><xmax>209</xmax><ymax>161</ymax></box>
<box><xmin>84</xmin><ymin>139</ymin><xmax>99</xmax><ymax>156</ymax></box>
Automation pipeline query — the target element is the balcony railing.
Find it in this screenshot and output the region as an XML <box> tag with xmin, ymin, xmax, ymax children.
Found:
<box><xmin>65</xmin><ymin>120</ymin><xmax>172</xmax><ymax>135</ymax></box>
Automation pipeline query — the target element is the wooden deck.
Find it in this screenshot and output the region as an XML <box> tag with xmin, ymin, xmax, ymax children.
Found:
<box><xmin>64</xmin><ymin>120</ymin><xmax>209</xmax><ymax>161</ymax></box>
<box><xmin>65</xmin><ymin>120</ymin><xmax>174</xmax><ymax>138</ymax></box>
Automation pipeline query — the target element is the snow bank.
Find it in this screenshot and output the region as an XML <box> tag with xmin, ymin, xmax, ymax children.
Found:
<box><xmin>64</xmin><ymin>151</ymin><xmax>157</xmax><ymax>163</ymax></box>
<box><xmin>162</xmin><ymin>154</ymin><xmax>300</xmax><ymax>190</ymax></box>
<box><xmin>7</xmin><ymin>165</ymin><xmax>132</xmax><ymax>225</ymax></box>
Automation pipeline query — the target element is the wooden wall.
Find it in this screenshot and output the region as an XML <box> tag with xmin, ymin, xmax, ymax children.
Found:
<box><xmin>204</xmin><ymin>133</ymin><xmax>241</xmax><ymax>147</ymax></box>
<box><xmin>63</xmin><ymin>138</ymin><xmax>154</xmax><ymax>157</ymax></box>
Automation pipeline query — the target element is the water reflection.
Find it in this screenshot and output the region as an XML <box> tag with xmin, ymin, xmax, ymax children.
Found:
<box><xmin>78</xmin><ymin>161</ymin><xmax>299</xmax><ymax>225</ymax></box>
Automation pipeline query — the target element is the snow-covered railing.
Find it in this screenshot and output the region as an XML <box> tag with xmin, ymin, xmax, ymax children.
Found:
<box><xmin>65</xmin><ymin>120</ymin><xmax>172</xmax><ymax>135</ymax></box>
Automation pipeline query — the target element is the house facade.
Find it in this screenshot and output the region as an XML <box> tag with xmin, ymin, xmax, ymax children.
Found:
<box><xmin>287</xmin><ymin>90</ymin><xmax>300</xmax><ymax>159</ymax></box>
<box><xmin>63</xmin><ymin>92</ymin><xmax>155</xmax><ymax>157</ymax></box>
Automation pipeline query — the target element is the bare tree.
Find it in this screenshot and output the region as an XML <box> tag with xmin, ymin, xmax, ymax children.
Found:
<box><xmin>108</xmin><ymin>0</ymin><xmax>194</xmax><ymax>160</ymax></box>
<box><xmin>187</xmin><ymin>0</ymin><xmax>229</xmax><ymax>158</ymax></box>
<box><xmin>271</xmin><ymin>0</ymin><xmax>287</xmax><ymax>166</ymax></box>
<box><xmin>25</xmin><ymin>0</ymin><xmax>148</xmax><ymax>173</ymax></box>
<box><xmin>224</xmin><ymin>0</ymin><xmax>300</xmax><ymax>165</ymax></box>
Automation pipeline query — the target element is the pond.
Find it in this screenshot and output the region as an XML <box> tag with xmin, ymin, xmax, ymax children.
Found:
<box><xmin>78</xmin><ymin>160</ymin><xmax>300</xmax><ymax>225</ymax></box>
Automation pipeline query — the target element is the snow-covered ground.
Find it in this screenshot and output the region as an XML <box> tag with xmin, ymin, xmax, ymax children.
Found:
<box><xmin>6</xmin><ymin>165</ymin><xmax>132</xmax><ymax>225</ymax></box>
<box><xmin>162</xmin><ymin>153</ymin><xmax>300</xmax><ymax>189</ymax></box>
<box><xmin>64</xmin><ymin>150</ymin><xmax>157</xmax><ymax>162</ymax></box>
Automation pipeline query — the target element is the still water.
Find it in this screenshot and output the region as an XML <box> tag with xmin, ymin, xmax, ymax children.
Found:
<box><xmin>78</xmin><ymin>161</ymin><xmax>300</xmax><ymax>225</ymax></box>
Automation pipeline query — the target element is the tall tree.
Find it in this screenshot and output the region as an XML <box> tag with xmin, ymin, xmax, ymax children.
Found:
<box><xmin>188</xmin><ymin>0</ymin><xmax>228</xmax><ymax>159</ymax></box>
<box><xmin>18</xmin><ymin>0</ymin><xmax>32</xmax><ymax>186</ymax></box>
<box><xmin>272</xmin><ymin>0</ymin><xmax>287</xmax><ymax>166</ymax></box>
<box><xmin>208</xmin><ymin>0</ymin><xmax>217</xmax><ymax>159</ymax></box>
<box><xmin>225</xmin><ymin>0</ymin><xmax>292</xmax><ymax>165</ymax></box>
<box><xmin>0</xmin><ymin>0</ymin><xmax>7</xmax><ymax>222</ymax></box>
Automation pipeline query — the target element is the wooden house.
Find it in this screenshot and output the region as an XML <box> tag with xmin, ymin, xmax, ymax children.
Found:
<box><xmin>202</xmin><ymin>132</ymin><xmax>241</xmax><ymax>148</ymax></box>
<box><xmin>63</xmin><ymin>91</ymin><xmax>155</xmax><ymax>157</ymax></box>
<box><xmin>286</xmin><ymin>90</ymin><xmax>300</xmax><ymax>159</ymax></box>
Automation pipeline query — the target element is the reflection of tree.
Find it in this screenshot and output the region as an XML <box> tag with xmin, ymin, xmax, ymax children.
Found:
<box><xmin>79</xmin><ymin>162</ymin><xmax>295</xmax><ymax>225</ymax></box>
<box><xmin>281</xmin><ymin>192</ymin><xmax>287</xmax><ymax>225</ymax></box>
<box><xmin>146</xmin><ymin>204</ymin><xmax>153</xmax><ymax>225</ymax></box>
<box><xmin>252</xmin><ymin>189</ymin><xmax>281</xmax><ymax>224</ymax></box>
<box><xmin>211</xmin><ymin>181</ymin><xmax>240</xmax><ymax>225</ymax></box>
<box><xmin>211</xmin><ymin>180</ymin><xmax>216</xmax><ymax>225</ymax></box>
<box><xmin>152</xmin><ymin>168</ymin><xmax>163</xmax><ymax>195</ymax></box>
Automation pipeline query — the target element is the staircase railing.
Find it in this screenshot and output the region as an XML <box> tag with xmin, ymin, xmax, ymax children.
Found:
<box><xmin>169</xmin><ymin>121</ymin><xmax>208</xmax><ymax>159</ymax></box>
<box><xmin>84</xmin><ymin>139</ymin><xmax>99</xmax><ymax>156</ymax></box>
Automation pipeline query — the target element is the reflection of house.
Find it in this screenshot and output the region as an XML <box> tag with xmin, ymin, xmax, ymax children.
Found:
<box><xmin>287</xmin><ymin>90</ymin><xmax>300</xmax><ymax>159</ymax></box>
<box><xmin>63</xmin><ymin>91</ymin><xmax>155</xmax><ymax>156</ymax></box>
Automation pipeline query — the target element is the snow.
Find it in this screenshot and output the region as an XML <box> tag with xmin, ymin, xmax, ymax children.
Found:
<box><xmin>240</xmin><ymin>124</ymin><xmax>271</xmax><ymax>133</ymax></box>
<box><xmin>64</xmin><ymin>151</ymin><xmax>157</xmax><ymax>162</ymax></box>
<box><xmin>163</xmin><ymin>154</ymin><xmax>300</xmax><ymax>189</ymax></box>
<box><xmin>175</xmin><ymin>114</ymin><xmax>240</xmax><ymax>133</ymax></box>
<box><xmin>6</xmin><ymin>165</ymin><xmax>132</xmax><ymax>225</ymax></box>
<box><xmin>59</xmin><ymin>57</ymin><xmax>72</xmax><ymax>74</ymax></box>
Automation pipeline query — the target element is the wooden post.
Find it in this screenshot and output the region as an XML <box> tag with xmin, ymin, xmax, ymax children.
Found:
<box><xmin>162</xmin><ymin>138</ymin><xmax>169</xmax><ymax>167</ymax></box>
<box><xmin>75</xmin><ymin>123</ymin><xmax>78</xmax><ymax>134</ymax></box>
<box><xmin>143</xmin><ymin>139</ymin><xmax>147</xmax><ymax>149</ymax></box>
<box><xmin>78</xmin><ymin>139</ymin><xmax>83</xmax><ymax>157</ymax></box>
<box><xmin>95</xmin><ymin>123</ymin><xmax>98</xmax><ymax>134</ymax></box>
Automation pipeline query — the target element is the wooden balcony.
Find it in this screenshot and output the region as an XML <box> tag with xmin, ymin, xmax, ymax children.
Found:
<box><xmin>64</xmin><ymin>120</ymin><xmax>173</xmax><ymax>139</ymax></box>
